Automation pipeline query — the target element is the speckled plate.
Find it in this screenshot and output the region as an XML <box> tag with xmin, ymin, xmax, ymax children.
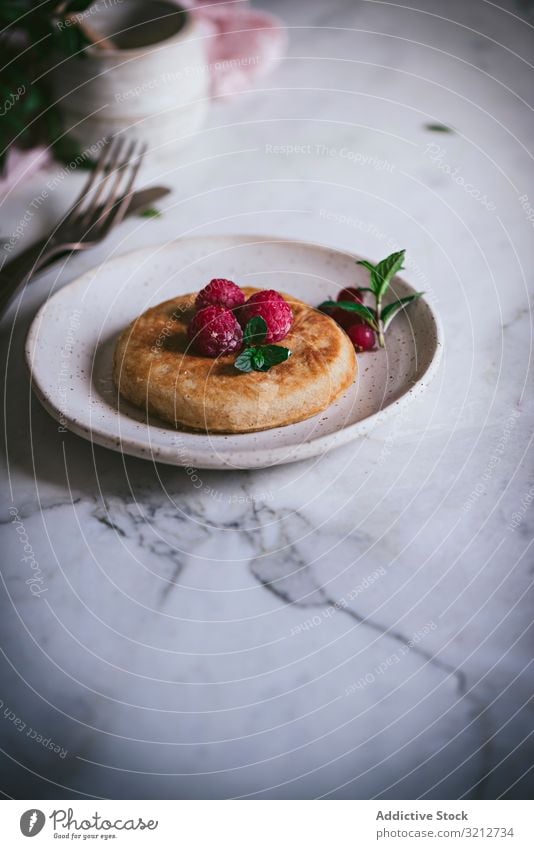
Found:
<box><xmin>26</xmin><ymin>235</ymin><xmax>442</xmax><ymax>469</ymax></box>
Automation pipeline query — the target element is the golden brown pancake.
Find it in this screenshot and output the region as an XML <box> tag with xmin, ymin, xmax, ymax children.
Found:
<box><xmin>113</xmin><ymin>288</ymin><xmax>357</xmax><ymax>433</ymax></box>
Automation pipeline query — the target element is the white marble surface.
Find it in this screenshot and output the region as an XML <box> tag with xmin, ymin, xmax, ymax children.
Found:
<box><xmin>1</xmin><ymin>0</ymin><xmax>533</xmax><ymax>799</ymax></box>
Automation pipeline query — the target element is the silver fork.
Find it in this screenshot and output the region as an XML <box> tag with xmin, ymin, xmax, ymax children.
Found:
<box><xmin>0</xmin><ymin>136</ymin><xmax>147</xmax><ymax>315</ymax></box>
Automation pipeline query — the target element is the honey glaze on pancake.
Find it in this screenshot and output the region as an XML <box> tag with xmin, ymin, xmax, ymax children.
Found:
<box><xmin>113</xmin><ymin>287</ymin><xmax>357</xmax><ymax>433</ymax></box>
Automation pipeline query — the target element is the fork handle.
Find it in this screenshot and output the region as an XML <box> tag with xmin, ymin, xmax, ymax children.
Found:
<box><xmin>0</xmin><ymin>243</ymin><xmax>61</xmax><ymax>316</ymax></box>
<box><xmin>0</xmin><ymin>242</ymin><xmax>52</xmax><ymax>283</ymax></box>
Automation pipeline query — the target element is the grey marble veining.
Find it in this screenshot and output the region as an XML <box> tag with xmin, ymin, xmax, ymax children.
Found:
<box><xmin>0</xmin><ymin>0</ymin><xmax>533</xmax><ymax>799</ymax></box>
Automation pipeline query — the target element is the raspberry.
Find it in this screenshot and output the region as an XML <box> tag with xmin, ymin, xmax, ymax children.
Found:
<box><xmin>187</xmin><ymin>306</ymin><xmax>243</xmax><ymax>357</ymax></box>
<box><xmin>337</xmin><ymin>286</ymin><xmax>364</xmax><ymax>304</ymax></box>
<box><xmin>347</xmin><ymin>323</ymin><xmax>375</xmax><ymax>352</ymax></box>
<box><xmin>196</xmin><ymin>278</ymin><xmax>245</xmax><ymax>311</ymax></box>
<box><xmin>238</xmin><ymin>290</ymin><xmax>293</xmax><ymax>343</ymax></box>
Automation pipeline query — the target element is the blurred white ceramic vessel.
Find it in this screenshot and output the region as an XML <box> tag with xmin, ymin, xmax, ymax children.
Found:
<box><xmin>53</xmin><ymin>0</ymin><xmax>209</xmax><ymax>156</ymax></box>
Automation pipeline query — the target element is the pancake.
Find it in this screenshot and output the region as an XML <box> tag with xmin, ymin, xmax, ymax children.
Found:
<box><xmin>113</xmin><ymin>287</ymin><xmax>357</xmax><ymax>433</ymax></box>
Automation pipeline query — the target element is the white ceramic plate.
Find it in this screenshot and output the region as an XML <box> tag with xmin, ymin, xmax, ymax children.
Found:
<box><xmin>26</xmin><ymin>235</ymin><xmax>442</xmax><ymax>469</ymax></box>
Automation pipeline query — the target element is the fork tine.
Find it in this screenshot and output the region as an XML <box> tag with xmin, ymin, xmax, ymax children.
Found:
<box><xmin>102</xmin><ymin>140</ymin><xmax>146</xmax><ymax>228</ymax></box>
<box><xmin>90</xmin><ymin>141</ymin><xmax>147</xmax><ymax>237</ymax></box>
<box><xmin>81</xmin><ymin>138</ymin><xmax>137</xmax><ymax>235</ymax></box>
<box><xmin>118</xmin><ymin>141</ymin><xmax>147</xmax><ymax>207</ymax></box>
<box><xmin>98</xmin><ymin>138</ymin><xmax>138</xmax><ymax>220</ymax></box>
<box><xmin>77</xmin><ymin>135</ymin><xmax>127</xmax><ymax>226</ymax></box>
<box><xmin>106</xmin><ymin>141</ymin><xmax>147</xmax><ymax>230</ymax></box>
<box><xmin>65</xmin><ymin>137</ymin><xmax>113</xmax><ymax>217</ymax></box>
<box><xmin>114</xmin><ymin>141</ymin><xmax>148</xmax><ymax>223</ymax></box>
<box><xmin>25</xmin><ymin>137</ymin><xmax>115</xmax><ymax>250</ymax></box>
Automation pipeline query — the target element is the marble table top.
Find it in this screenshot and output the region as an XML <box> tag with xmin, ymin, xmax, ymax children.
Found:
<box><xmin>1</xmin><ymin>0</ymin><xmax>533</xmax><ymax>799</ymax></box>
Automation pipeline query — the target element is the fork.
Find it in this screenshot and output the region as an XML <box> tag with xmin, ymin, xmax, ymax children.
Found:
<box><xmin>0</xmin><ymin>136</ymin><xmax>147</xmax><ymax>315</ymax></box>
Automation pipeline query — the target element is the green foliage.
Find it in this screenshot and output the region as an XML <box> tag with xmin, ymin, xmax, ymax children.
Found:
<box><xmin>357</xmin><ymin>250</ymin><xmax>406</xmax><ymax>299</ymax></box>
<box><xmin>326</xmin><ymin>251</ymin><xmax>424</xmax><ymax>347</ymax></box>
<box><xmin>318</xmin><ymin>300</ymin><xmax>378</xmax><ymax>331</ymax></box>
<box><xmin>243</xmin><ymin>316</ymin><xmax>268</xmax><ymax>347</ymax></box>
<box><xmin>381</xmin><ymin>293</ymin><xmax>424</xmax><ymax>329</ymax></box>
<box><xmin>0</xmin><ymin>1</ymin><xmax>94</xmax><ymax>171</ymax></box>
<box><xmin>235</xmin><ymin>319</ymin><xmax>292</xmax><ymax>373</ymax></box>
<box><xmin>235</xmin><ymin>344</ymin><xmax>292</xmax><ymax>373</ymax></box>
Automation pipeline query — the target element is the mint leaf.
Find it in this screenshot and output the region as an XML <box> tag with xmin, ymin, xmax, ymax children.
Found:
<box><xmin>381</xmin><ymin>293</ymin><xmax>424</xmax><ymax>330</ymax></box>
<box><xmin>356</xmin><ymin>260</ymin><xmax>377</xmax><ymax>275</ymax></box>
<box><xmin>318</xmin><ymin>300</ymin><xmax>378</xmax><ymax>330</ymax></box>
<box><xmin>234</xmin><ymin>349</ymin><xmax>256</xmax><ymax>372</ymax></box>
<box><xmin>357</xmin><ymin>259</ymin><xmax>381</xmax><ymax>295</ymax></box>
<box><xmin>373</xmin><ymin>250</ymin><xmax>405</xmax><ymax>298</ymax></box>
<box><xmin>244</xmin><ymin>316</ymin><xmax>267</xmax><ymax>347</ymax></box>
<box><xmin>255</xmin><ymin>345</ymin><xmax>291</xmax><ymax>371</ymax></box>
<box><xmin>138</xmin><ymin>207</ymin><xmax>161</xmax><ymax>218</ymax></box>
<box><xmin>353</xmin><ymin>249</ymin><xmax>421</xmax><ymax>348</ymax></box>
<box><xmin>425</xmin><ymin>123</ymin><xmax>453</xmax><ymax>133</ymax></box>
<box><xmin>234</xmin><ymin>344</ymin><xmax>291</xmax><ymax>372</ymax></box>
<box><xmin>251</xmin><ymin>348</ymin><xmax>266</xmax><ymax>369</ymax></box>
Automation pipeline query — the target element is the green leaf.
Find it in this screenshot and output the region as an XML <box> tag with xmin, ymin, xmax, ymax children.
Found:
<box><xmin>372</xmin><ymin>250</ymin><xmax>406</xmax><ymax>299</ymax></box>
<box><xmin>234</xmin><ymin>349</ymin><xmax>256</xmax><ymax>372</ymax></box>
<box><xmin>244</xmin><ymin>316</ymin><xmax>267</xmax><ymax>347</ymax></box>
<box><xmin>21</xmin><ymin>87</ymin><xmax>43</xmax><ymax>113</ymax></box>
<box><xmin>251</xmin><ymin>348</ymin><xmax>265</xmax><ymax>369</ymax></box>
<box><xmin>234</xmin><ymin>344</ymin><xmax>291</xmax><ymax>373</ymax></box>
<box><xmin>318</xmin><ymin>300</ymin><xmax>378</xmax><ymax>330</ymax></box>
<box><xmin>381</xmin><ymin>293</ymin><xmax>424</xmax><ymax>330</ymax></box>
<box><xmin>425</xmin><ymin>123</ymin><xmax>454</xmax><ymax>133</ymax></box>
<box><xmin>255</xmin><ymin>345</ymin><xmax>291</xmax><ymax>371</ymax></box>
<box><xmin>138</xmin><ymin>207</ymin><xmax>162</xmax><ymax>219</ymax></box>
<box><xmin>356</xmin><ymin>259</ymin><xmax>376</xmax><ymax>275</ymax></box>
<box><xmin>0</xmin><ymin>0</ymin><xmax>101</xmax><ymax>163</ymax></box>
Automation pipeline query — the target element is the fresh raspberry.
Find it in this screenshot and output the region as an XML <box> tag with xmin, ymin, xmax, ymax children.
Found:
<box><xmin>238</xmin><ymin>290</ymin><xmax>293</xmax><ymax>343</ymax></box>
<box><xmin>337</xmin><ymin>286</ymin><xmax>364</xmax><ymax>304</ymax></box>
<box><xmin>187</xmin><ymin>306</ymin><xmax>243</xmax><ymax>357</ymax></box>
<box><xmin>347</xmin><ymin>323</ymin><xmax>375</xmax><ymax>352</ymax></box>
<box><xmin>196</xmin><ymin>278</ymin><xmax>245</xmax><ymax>311</ymax></box>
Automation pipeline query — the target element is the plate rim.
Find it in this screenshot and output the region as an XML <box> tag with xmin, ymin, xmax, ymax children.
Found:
<box><xmin>25</xmin><ymin>234</ymin><xmax>443</xmax><ymax>469</ymax></box>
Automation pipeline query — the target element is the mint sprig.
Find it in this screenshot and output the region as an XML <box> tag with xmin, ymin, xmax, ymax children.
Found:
<box><xmin>381</xmin><ymin>293</ymin><xmax>423</xmax><ymax>330</ymax></box>
<box><xmin>235</xmin><ymin>317</ymin><xmax>292</xmax><ymax>373</ymax></box>
<box><xmin>235</xmin><ymin>345</ymin><xmax>291</xmax><ymax>372</ymax></box>
<box><xmin>138</xmin><ymin>207</ymin><xmax>162</xmax><ymax>218</ymax></box>
<box><xmin>319</xmin><ymin>249</ymin><xmax>424</xmax><ymax>348</ymax></box>
<box><xmin>370</xmin><ymin>250</ymin><xmax>406</xmax><ymax>300</ymax></box>
<box><xmin>243</xmin><ymin>315</ymin><xmax>268</xmax><ymax>347</ymax></box>
<box><xmin>318</xmin><ymin>300</ymin><xmax>378</xmax><ymax>330</ymax></box>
